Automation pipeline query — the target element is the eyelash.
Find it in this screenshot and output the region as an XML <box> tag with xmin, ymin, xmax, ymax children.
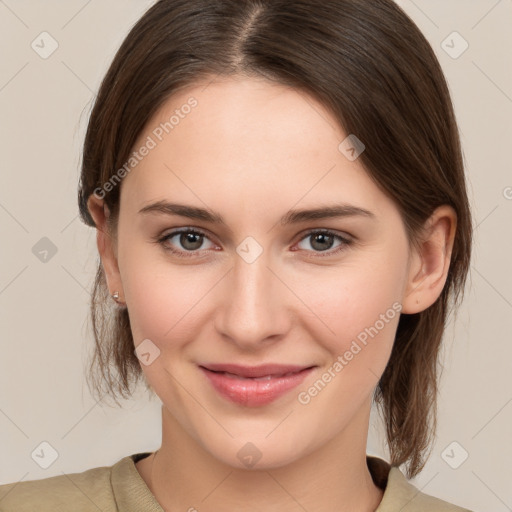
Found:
<box><xmin>154</xmin><ymin>227</ymin><xmax>354</xmax><ymax>259</ymax></box>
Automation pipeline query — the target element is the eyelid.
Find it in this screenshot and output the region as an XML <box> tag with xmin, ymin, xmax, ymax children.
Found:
<box><xmin>292</xmin><ymin>228</ymin><xmax>353</xmax><ymax>257</ymax></box>
<box><xmin>154</xmin><ymin>226</ymin><xmax>354</xmax><ymax>258</ymax></box>
<box><xmin>159</xmin><ymin>226</ymin><xmax>218</xmax><ymax>246</ymax></box>
<box><xmin>294</xmin><ymin>227</ymin><xmax>353</xmax><ymax>243</ymax></box>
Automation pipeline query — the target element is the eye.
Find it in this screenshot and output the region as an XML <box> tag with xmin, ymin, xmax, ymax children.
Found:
<box><xmin>156</xmin><ymin>228</ymin><xmax>216</xmax><ymax>258</ymax></box>
<box><xmin>293</xmin><ymin>229</ymin><xmax>353</xmax><ymax>257</ymax></box>
<box><xmin>154</xmin><ymin>228</ymin><xmax>353</xmax><ymax>259</ymax></box>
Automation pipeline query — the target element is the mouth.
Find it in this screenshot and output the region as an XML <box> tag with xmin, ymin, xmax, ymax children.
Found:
<box><xmin>198</xmin><ymin>363</ymin><xmax>316</xmax><ymax>406</ymax></box>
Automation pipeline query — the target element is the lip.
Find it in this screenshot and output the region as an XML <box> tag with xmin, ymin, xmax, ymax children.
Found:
<box><xmin>201</xmin><ymin>363</ymin><xmax>312</xmax><ymax>378</ymax></box>
<box><xmin>199</xmin><ymin>363</ymin><xmax>315</xmax><ymax>407</ymax></box>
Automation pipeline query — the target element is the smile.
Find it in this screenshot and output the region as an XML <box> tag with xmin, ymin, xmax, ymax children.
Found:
<box><xmin>199</xmin><ymin>363</ymin><xmax>316</xmax><ymax>407</ymax></box>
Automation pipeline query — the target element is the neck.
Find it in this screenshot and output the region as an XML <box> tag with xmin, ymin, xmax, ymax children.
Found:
<box><xmin>141</xmin><ymin>404</ymin><xmax>384</xmax><ymax>512</ymax></box>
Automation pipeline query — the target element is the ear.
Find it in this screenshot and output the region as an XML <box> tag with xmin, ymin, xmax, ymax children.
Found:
<box><xmin>401</xmin><ymin>205</ymin><xmax>457</xmax><ymax>314</ymax></box>
<box><xmin>87</xmin><ymin>194</ymin><xmax>125</xmax><ymax>304</ymax></box>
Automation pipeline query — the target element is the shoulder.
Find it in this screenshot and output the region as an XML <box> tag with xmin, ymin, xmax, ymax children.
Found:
<box><xmin>367</xmin><ymin>456</ymin><xmax>474</xmax><ymax>512</ymax></box>
<box><xmin>381</xmin><ymin>465</ymin><xmax>475</xmax><ymax>512</ymax></box>
<box><xmin>0</xmin><ymin>459</ymin><xmax>118</xmax><ymax>512</ymax></box>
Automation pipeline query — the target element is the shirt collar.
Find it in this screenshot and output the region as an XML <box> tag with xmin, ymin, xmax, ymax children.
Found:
<box><xmin>112</xmin><ymin>452</ymin><xmax>420</xmax><ymax>512</ymax></box>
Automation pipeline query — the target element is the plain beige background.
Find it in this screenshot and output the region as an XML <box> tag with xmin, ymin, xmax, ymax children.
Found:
<box><xmin>0</xmin><ymin>1</ymin><xmax>511</xmax><ymax>511</ymax></box>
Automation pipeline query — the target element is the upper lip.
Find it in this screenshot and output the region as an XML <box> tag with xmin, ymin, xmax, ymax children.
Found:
<box><xmin>200</xmin><ymin>363</ymin><xmax>314</xmax><ymax>378</ymax></box>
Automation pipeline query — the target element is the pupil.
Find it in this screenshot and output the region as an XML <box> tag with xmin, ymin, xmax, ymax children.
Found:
<box><xmin>178</xmin><ymin>233</ymin><xmax>334</xmax><ymax>252</ymax></box>
<box><xmin>182</xmin><ymin>232</ymin><xmax>202</xmax><ymax>250</ymax></box>
<box><xmin>312</xmin><ymin>233</ymin><xmax>333</xmax><ymax>251</ymax></box>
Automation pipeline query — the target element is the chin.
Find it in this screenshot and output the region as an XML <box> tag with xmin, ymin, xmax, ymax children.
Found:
<box><xmin>201</xmin><ymin>430</ymin><xmax>315</xmax><ymax>471</ymax></box>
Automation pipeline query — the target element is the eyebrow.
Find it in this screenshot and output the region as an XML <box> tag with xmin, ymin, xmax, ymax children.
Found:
<box><xmin>138</xmin><ymin>200</ymin><xmax>376</xmax><ymax>227</ymax></box>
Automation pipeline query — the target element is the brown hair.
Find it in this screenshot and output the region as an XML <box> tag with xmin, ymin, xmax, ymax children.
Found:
<box><xmin>77</xmin><ymin>0</ymin><xmax>473</xmax><ymax>478</ymax></box>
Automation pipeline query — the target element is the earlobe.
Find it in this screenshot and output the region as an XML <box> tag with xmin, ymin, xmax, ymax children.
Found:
<box><xmin>401</xmin><ymin>205</ymin><xmax>457</xmax><ymax>314</ymax></box>
<box><xmin>87</xmin><ymin>195</ymin><xmax>125</xmax><ymax>302</ymax></box>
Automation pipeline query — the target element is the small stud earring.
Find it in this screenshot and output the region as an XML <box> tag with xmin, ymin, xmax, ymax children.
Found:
<box><xmin>111</xmin><ymin>291</ymin><xmax>120</xmax><ymax>302</ymax></box>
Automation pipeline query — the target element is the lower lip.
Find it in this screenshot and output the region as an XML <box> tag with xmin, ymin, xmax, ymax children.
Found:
<box><xmin>199</xmin><ymin>367</ymin><xmax>314</xmax><ymax>407</ymax></box>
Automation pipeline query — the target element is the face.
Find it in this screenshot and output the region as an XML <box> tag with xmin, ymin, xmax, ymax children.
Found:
<box><xmin>106</xmin><ymin>76</ymin><xmax>417</xmax><ymax>469</ymax></box>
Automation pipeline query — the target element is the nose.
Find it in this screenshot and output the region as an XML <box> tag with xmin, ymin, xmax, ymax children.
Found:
<box><xmin>214</xmin><ymin>250</ymin><xmax>292</xmax><ymax>351</ymax></box>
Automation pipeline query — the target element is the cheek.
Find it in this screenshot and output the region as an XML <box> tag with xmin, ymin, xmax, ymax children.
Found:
<box><xmin>300</xmin><ymin>251</ymin><xmax>406</xmax><ymax>371</ymax></box>
<box><xmin>294</xmin><ymin>267</ymin><xmax>403</xmax><ymax>420</ymax></box>
<box><xmin>119</xmin><ymin>222</ymin><xmax>407</xmax><ymax>360</ymax></box>
<box><xmin>118</xmin><ymin>240</ymin><xmax>214</xmax><ymax>351</ymax></box>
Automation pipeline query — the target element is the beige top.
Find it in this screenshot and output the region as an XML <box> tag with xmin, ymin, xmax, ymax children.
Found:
<box><xmin>0</xmin><ymin>453</ymin><xmax>473</xmax><ymax>511</ymax></box>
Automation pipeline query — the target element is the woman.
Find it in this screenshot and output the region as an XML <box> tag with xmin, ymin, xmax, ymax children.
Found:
<box><xmin>0</xmin><ymin>0</ymin><xmax>474</xmax><ymax>510</ymax></box>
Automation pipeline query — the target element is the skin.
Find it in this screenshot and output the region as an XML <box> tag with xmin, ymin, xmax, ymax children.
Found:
<box><xmin>88</xmin><ymin>75</ymin><xmax>456</xmax><ymax>512</ymax></box>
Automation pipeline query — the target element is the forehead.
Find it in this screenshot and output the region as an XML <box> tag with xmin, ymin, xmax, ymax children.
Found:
<box><xmin>120</xmin><ymin>76</ymin><xmax>394</xmax><ymax>223</ymax></box>
<box><xmin>141</xmin><ymin>75</ymin><xmax>342</xmax><ymax>160</ymax></box>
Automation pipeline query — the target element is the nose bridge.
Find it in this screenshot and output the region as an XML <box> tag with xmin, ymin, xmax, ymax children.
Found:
<box><xmin>216</xmin><ymin>247</ymin><xmax>289</xmax><ymax>346</ymax></box>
